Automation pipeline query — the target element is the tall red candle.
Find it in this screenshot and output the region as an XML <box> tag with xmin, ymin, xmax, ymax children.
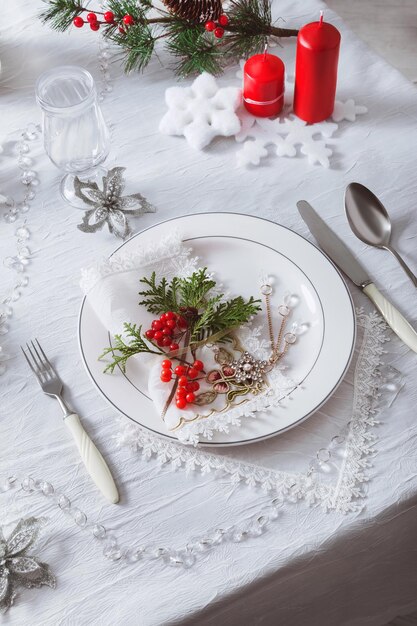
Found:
<box><xmin>243</xmin><ymin>51</ymin><xmax>285</xmax><ymax>118</ymax></box>
<box><xmin>293</xmin><ymin>14</ymin><xmax>341</xmax><ymax>123</ymax></box>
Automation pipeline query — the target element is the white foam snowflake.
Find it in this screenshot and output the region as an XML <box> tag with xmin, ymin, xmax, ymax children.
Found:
<box><xmin>235</xmin><ymin>110</ymin><xmax>338</xmax><ymax>167</ymax></box>
<box><xmin>159</xmin><ymin>72</ymin><xmax>241</xmax><ymax>150</ymax></box>
<box><xmin>332</xmin><ymin>99</ymin><xmax>368</xmax><ymax>122</ymax></box>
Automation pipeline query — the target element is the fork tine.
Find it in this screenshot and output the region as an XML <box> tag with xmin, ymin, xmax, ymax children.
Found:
<box><xmin>21</xmin><ymin>346</ymin><xmax>37</xmax><ymax>375</ymax></box>
<box><xmin>35</xmin><ymin>338</ymin><xmax>54</xmax><ymax>372</ymax></box>
<box><xmin>31</xmin><ymin>339</ymin><xmax>47</xmax><ymax>369</ymax></box>
<box><xmin>26</xmin><ymin>341</ymin><xmax>42</xmax><ymax>373</ymax></box>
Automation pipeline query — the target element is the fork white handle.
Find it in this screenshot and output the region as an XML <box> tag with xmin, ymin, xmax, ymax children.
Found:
<box><xmin>64</xmin><ymin>413</ymin><xmax>119</xmax><ymax>504</ymax></box>
<box><xmin>363</xmin><ymin>283</ymin><xmax>417</xmax><ymax>353</ymax></box>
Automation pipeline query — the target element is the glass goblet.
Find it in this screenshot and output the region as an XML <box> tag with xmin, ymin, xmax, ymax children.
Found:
<box><xmin>36</xmin><ymin>65</ymin><xmax>110</xmax><ymax>208</ymax></box>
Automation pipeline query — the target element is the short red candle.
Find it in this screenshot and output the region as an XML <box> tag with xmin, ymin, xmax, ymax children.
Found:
<box><xmin>293</xmin><ymin>14</ymin><xmax>341</xmax><ymax>123</ymax></box>
<box><xmin>243</xmin><ymin>52</ymin><xmax>285</xmax><ymax>117</ymax></box>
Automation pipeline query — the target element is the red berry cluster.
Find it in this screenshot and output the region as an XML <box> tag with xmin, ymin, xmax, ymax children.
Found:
<box><xmin>73</xmin><ymin>11</ymin><xmax>134</xmax><ymax>33</ymax></box>
<box><xmin>160</xmin><ymin>359</ymin><xmax>204</xmax><ymax>409</ymax></box>
<box><xmin>205</xmin><ymin>14</ymin><xmax>229</xmax><ymax>39</ymax></box>
<box><xmin>145</xmin><ymin>311</ymin><xmax>188</xmax><ymax>353</ymax></box>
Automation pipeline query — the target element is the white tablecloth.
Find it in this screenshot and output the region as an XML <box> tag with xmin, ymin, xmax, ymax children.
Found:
<box><xmin>1</xmin><ymin>1</ymin><xmax>417</xmax><ymax>624</ymax></box>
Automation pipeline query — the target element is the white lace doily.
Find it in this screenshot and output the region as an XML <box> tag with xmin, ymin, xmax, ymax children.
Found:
<box><xmin>116</xmin><ymin>309</ymin><xmax>398</xmax><ymax>513</ymax></box>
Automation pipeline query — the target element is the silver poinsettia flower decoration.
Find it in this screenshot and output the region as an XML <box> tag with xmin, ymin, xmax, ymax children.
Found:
<box><xmin>75</xmin><ymin>166</ymin><xmax>156</xmax><ymax>239</ymax></box>
<box><xmin>0</xmin><ymin>517</ymin><xmax>56</xmax><ymax>613</ymax></box>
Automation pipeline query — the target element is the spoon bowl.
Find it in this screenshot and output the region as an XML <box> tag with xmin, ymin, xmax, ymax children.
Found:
<box><xmin>345</xmin><ymin>183</ymin><xmax>392</xmax><ymax>248</ymax></box>
<box><xmin>345</xmin><ymin>182</ymin><xmax>417</xmax><ymax>288</ymax></box>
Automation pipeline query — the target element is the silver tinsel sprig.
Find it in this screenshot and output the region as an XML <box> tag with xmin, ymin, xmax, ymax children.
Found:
<box><xmin>75</xmin><ymin>166</ymin><xmax>156</xmax><ymax>239</ymax></box>
<box><xmin>0</xmin><ymin>517</ymin><xmax>56</xmax><ymax>613</ymax></box>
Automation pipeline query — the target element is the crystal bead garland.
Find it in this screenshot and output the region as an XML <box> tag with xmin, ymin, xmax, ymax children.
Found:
<box><xmin>4</xmin><ymin>474</ymin><xmax>296</xmax><ymax>569</ymax></box>
<box><xmin>0</xmin><ymin>123</ymin><xmax>40</xmax><ymax>375</ymax></box>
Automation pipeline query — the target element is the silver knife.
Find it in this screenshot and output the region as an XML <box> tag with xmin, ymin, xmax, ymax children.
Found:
<box><xmin>297</xmin><ymin>200</ymin><xmax>417</xmax><ymax>353</ymax></box>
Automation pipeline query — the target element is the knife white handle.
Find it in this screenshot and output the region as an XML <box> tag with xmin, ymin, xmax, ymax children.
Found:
<box><xmin>64</xmin><ymin>413</ymin><xmax>119</xmax><ymax>504</ymax></box>
<box><xmin>363</xmin><ymin>283</ymin><xmax>417</xmax><ymax>353</ymax></box>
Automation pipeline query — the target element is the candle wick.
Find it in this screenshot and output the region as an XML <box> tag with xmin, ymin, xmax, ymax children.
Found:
<box><xmin>263</xmin><ymin>42</ymin><xmax>268</xmax><ymax>60</ymax></box>
<box><xmin>319</xmin><ymin>10</ymin><xmax>324</xmax><ymax>25</ymax></box>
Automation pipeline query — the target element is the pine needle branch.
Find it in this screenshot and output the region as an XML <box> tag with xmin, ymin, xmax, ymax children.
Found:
<box><xmin>99</xmin><ymin>322</ymin><xmax>161</xmax><ymax>373</ymax></box>
<box><xmin>40</xmin><ymin>0</ymin><xmax>86</xmax><ymax>31</ymax></box>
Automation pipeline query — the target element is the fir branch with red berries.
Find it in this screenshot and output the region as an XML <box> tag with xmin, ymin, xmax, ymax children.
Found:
<box><xmin>99</xmin><ymin>268</ymin><xmax>261</xmax><ymax>412</ymax></box>
<box><xmin>39</xmin><ymin>0</ymin><xmax>298</xmax><ymax>76</ymax></box>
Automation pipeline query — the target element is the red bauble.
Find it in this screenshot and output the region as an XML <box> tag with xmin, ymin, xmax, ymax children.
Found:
<box><xmin>174</xmin><ymin>365</ymin><xmax>186</xmax><ymax>377</ymax></box>
<box><xmin>169</xmin><ymin>342</ymin><xmax>179</xmax><ymax>352</ymax></box>
<box><xmin>165</xmin><ymin>319</ymin><xmax>176</xmax><ymax>329</ymax></box>
<box><xmin>162</xmin><ymin>327</ymin><xmax>173</xmax><ymax>337</ymax></box>
<box><xmin>205</xmin><ymin>20</ymin><xmax>216</xmax><ymax>32</ymax></box>
<box><xmin>152</xmin><ymin>320</ymin><xmax>163</xmax><ymax>331</ymax></box>
<box><xmin>73</xmin><ymin>16</ymin><xmax>84</xmax><ymax>27</ymax></box>
<box><xmin>145</xmin><ymin>329</ymin><xmax>154</xmax><ymax>339</ymax></box>
<box><xmin>123</xmin><ymin>14</ymin><xmax>134</xmax><ymax>25</ymax></box>
<box><xmin>214</xmin><ymin>27</ymin><xmax>224</xmax><ymax>38</ymax></box>
<box><xmin>218</xmin><ymin>14</ymin><xmax>228</xmax><ymax>26</ymax></box>
<box><xmin>176</xmin><ymin>387</ymin><xmax>187</xmax><ymax>398</ymax></box>
<box><xmin>185</xmin><ymin>392</ymin><xmax>195</xmax><ymax>403</ymax></box>
<box><xmin>90</xmin><ymin>22</ymin><xmax>100</xmax><ymax>31</ymax></box>
<box><xmin>191</xmin><ymin>381</ymin><xmax>200</xmax><ymax>391</ymax></box>
<box><xmin>161</xmin><ymin>359</ymin><xmax>172</xmax><ymax>369</ymax></box>
<box><xmin>104</xmin><ymin>11</ymin><xmax>115</xmax><ymax>23</ymax></box>
<box><xmin>165</xmin><ymin>311</ymin><xmax>175</xmax><ymax>320</ymax></box>
<box><xmin>178</xmin><ymin>376</ymin><xmax>188</xmax><ymax>387</ymax></box>
<box><xmin>86</xmin><ymin>12</ymin><xmax>97</xmax><ymax>23</ymax></box>
<box><xmin>153</xmin><ymin>330</ymin><xmax>163</xmax><ymax>341</ymax></box>
<box><xmin>193</xmin><ymin>360</ymin><xmax>204</xmax><ymax>371</ymax></box>
<box><xmin>162</xmin><ymin>336</ymin><xmax>172</xmax><ymax>347</ymax></box>
<box><xmin>176</xmin><ymin>398</ymin><xmax>187</xmax><ymax>409</ymax></box>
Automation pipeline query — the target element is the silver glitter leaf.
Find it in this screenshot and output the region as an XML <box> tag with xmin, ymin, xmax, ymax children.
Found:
<box><xmin>75</xmin><ymin>167</ymin><xmax>156</xmax><ymax>239</ymax></box>
<box><xmin>6</xmin><ymin>517</ymin><xmax>44</xmax><ymax>557</ymax></box>
<box><xmin>8</xmin><ymin>557</ymin><xmax>40</xmax><ymax>575</ymax></box>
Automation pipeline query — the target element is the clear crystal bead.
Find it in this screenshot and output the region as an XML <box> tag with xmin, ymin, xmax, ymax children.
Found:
<box><xmin>17</xmin><ymin>155</ymin><xmax>33</xmax><ymax>168</ymax></box>
<box><xmin>284</xmin><ymin>332</ymin><xmax>296</xmax><ymax>344</ymax></box>
<box><xmin>278</xmin><ymin>305</ymin><xmax>290</xmax><ymax>316</ymax></box>
<box><xmin>103</xmin><ymin>545</ymin><xmax>122</xmax><ymax>561</ymax></box>
<box><xmin>58</xmin><ymin>494</ymin><xmax>71</xmax><ymax>510</ymax></box>
<box><xmin>21</xmin><ymin>477</ymin><xmax>35</xmax><ymax>492</ymax></box>
<box><xmin>41</xmin><ymin>481</ymin><xmax>54</xmax><ymax>496</ymax></box>
<box><xmin>72</xmin><ymin>508</ymin><xmax>87</xmax><ymax>527</ymax></box>
<box><xmin>24</xmin><ymin>190</ymin><xmax>36</xmax><ymax>201</ymax></box>
<box><xmin>4</xmin><ymin>213</ymin><xmax>17</xmax><ymax>224</ymax></box>
<box><xmin>19</xmin><ymin>204</ymin><xmax>30</xmax><ymax>213</ymax></box>
<box><xmin>16</xmin><ymin>141</ymin><xmax>29</xmax><ymax>154</ymax></box>
<box><xmin>260</xmin><ymin>284</ymin><xmax>272</xmax><ymax>295</ymax></box>
<box><xmin>16</xmin><ymin>226</ymin><xmax>30</xmax><ymax>240</ymax></box>
<box><xmin>125</xmin><ymin>547</ymin><xmax>143</xmax><ymax>562</ymax></box>
<box><xmin>92</xmin><ymin>524</ymin><xmax>106</xmax><ymax>540</ymax></box>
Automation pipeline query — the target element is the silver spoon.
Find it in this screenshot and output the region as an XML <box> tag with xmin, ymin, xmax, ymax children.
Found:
<box><xmin>345</xmin><ymin>182</ymin><xmax>417</xmax><ymax>288</ymax></box>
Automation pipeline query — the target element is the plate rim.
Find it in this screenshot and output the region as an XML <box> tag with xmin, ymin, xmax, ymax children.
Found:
<box><xmin>78</xmin><ymin>211</ymin><xmax>356</xmax><ymax>447</ymax></box>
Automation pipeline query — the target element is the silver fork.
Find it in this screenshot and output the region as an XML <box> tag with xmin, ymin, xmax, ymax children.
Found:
<box><xmin>22</xmin><ymin>339</ymin><xmax>119</xmax><ymax>504</ymax></box>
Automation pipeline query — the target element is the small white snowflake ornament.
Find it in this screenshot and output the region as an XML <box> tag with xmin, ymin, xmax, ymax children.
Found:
<box><xmin>159</xmin><ymin>72</ymin><xmax>242</xmax><ymax>150</ymax></box>
<box><xmin>235</xmin><ymin>111</ymin><xmax>338</xmax><ymax>168</ymax></box>
<box><xmin>332</xmin><ymin>99</ymin><xmax>368</xmax><ymax>122</ymax></box>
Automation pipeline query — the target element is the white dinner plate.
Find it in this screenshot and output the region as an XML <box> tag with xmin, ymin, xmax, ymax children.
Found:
<box><xmin>78</xmin><ymin>213</ymin><xmax>356</xmax><ymax>446</ymax></box>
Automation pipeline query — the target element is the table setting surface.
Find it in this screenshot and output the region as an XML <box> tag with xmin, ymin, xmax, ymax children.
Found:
<box><xmin>1</xmin><ymin>0</ymin><xmax>417</xmax><ymax>625</ymax></box>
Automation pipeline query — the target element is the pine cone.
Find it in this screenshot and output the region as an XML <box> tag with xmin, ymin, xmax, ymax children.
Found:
<box><xmin>162</xmin><ymin>0</ymin><xmax>223</xmax><ymax>23</ymax></box>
